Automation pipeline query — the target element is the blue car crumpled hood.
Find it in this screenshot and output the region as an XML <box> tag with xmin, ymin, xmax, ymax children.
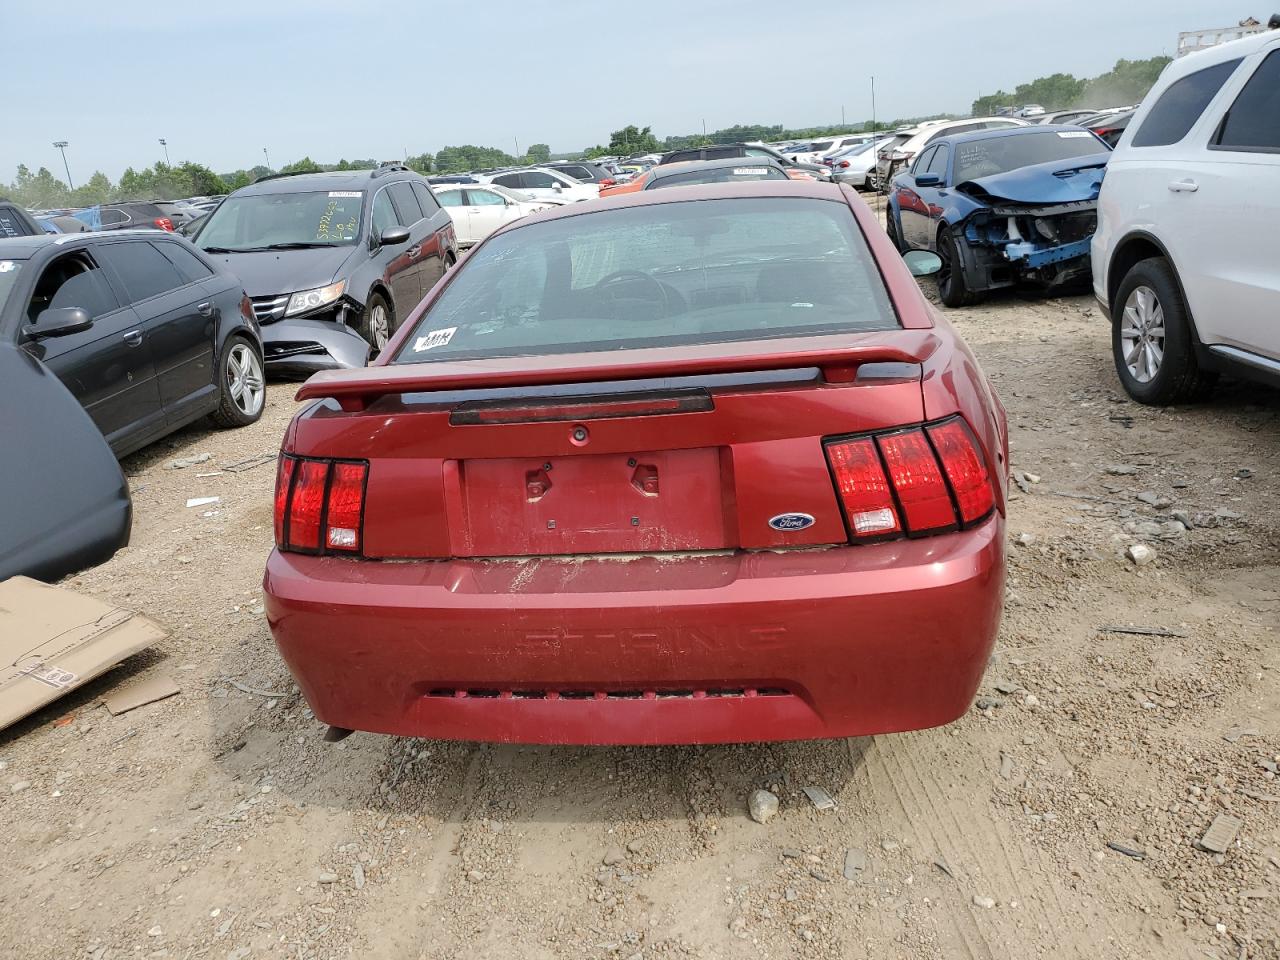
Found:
<box><xmin>955</xmin><ymin>152</ymin><xmax>1110</xmax><ymax>205</ymax></box>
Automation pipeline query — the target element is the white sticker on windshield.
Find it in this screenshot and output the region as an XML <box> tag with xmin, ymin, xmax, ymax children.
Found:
<box><xmin>1056</xmin><ymin>131</ymin><xmax>1093</xmax><ymax>138</ymax></box>
<box><xmin>414</xmin><ymin>327</ymin><xmax>457</xmax><ymax>352</ymax></box>
<box><xmin>733</xmin><ymin>168</ymin><xmax>770</xmax><ymax>176</ymax></box>
<box><xmin>328</xmin><ymin>191</ymin><xmax>362</xmax><ymax>197</ymax></box>
<box><xmin>0</xmin><ymin>261</ymin><xmax>15</xmax><ymax>273</ymax></box>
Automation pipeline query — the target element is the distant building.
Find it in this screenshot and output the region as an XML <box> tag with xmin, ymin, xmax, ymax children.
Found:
<box><xmin>1177</xmin><ymin>17</ymin><xmax>1267</xmax><ymax>56</ymax></box>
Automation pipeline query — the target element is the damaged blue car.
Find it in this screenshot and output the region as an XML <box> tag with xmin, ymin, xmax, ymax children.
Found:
<box><xmin>886</xmin><ymin>125</ymin><xmax>1111</xmax><ymax>306</ymax></box>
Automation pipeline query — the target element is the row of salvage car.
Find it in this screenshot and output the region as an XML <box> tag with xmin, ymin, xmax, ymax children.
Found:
<box><xmin>883</xmin><ymin>26</ymin><xmax>1279</xmax><ymax>411</ymax></box>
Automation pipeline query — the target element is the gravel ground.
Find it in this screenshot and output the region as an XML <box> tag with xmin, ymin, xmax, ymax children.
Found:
<box><xmin>1</xmin><ymin>254</ymin><xmax>1277</xmax><ymax>959</ymax></box>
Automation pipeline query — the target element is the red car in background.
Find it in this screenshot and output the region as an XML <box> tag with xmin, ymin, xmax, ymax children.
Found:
<box><xmin>264</xmin><ymin>182</ymin><xmax>1008</xmax><ymax>746</ymax></box>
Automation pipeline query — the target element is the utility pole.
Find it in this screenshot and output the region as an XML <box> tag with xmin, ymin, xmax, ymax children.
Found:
<box><xmin>870</xmin><ymin>76</ymin><xmax>877</xmax><ymax>134</ymax></box>
<box><xmin>841</xmin><ymin>104</ymin><xmax>846</xmax><ymax>127</ymax></box>
<box><xmin>159</xmin><ymin>138</ymin><xmax>170</xmax><ymax>165</ymax></box>
<box><xmin>263</xmin><ymin>146</ymin><xmax>271</xmax><ymax>171</ymax></box>
<box><xmin>53</xmin><ymin>141</ymin><xmax>73</xmax><ymax>189</ymax></box>
<box><xmin>514</xmin><ymin>136</ymin><xmax>520</xmax><ymax>157</ymax></box>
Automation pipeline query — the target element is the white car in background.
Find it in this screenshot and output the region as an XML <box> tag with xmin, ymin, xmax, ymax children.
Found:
<box><xmin>786</xmin><ymin>134</ymin><xmax>869</xmax><ymax>165</ymax></box>
<box><xmin>477</xmin><ymin>167</ymin><xmax>600</xmax><ymax>202</ymax></box>
<box><xmin>875</xmin><ymin>116</ymin><xmax>1029</xmax><ymax>184</ymax></box>
<box><xmin>1092</xmin><ymin>28</ymin><xmax>1280</xmax><ymax>404</ymax></box>
<box><xmin>827</xmin><ymin>138</ymin><xmax>893</xmax><ymax>189</ymax></box>
<box><xmin>432</xmin><ymin>184</ymin><xmax>562</xmax><ymax>247</ymax></box>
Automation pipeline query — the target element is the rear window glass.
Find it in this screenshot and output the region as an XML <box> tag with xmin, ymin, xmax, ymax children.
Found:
<box><xmin>954</xmin><ymin>131</ymin><xmax>1108</xmax><ymax>183</ymax></box>
<box><xmin>1213</xmin><ymin>50</ymin><xmax>1280</xmax><ymax>151</ymax></box>
<box><xmin>1131</xmin><ymin>59</ymin><xmax>1241</xmax><ymax>147</ymax></box>
<box><xmin>0</xmin><ymin>207</ymin><xmax>36</xmax><ymax>238</ymax></box>
<box><xmin>648</xmin><ymin>165</ymin><xmax>789</xmax><ymax>189</ymax></box>
<box><xmin>393</xmin><ymin>197</ymin><xmax>897</xmax><ymax>364</ymax></box>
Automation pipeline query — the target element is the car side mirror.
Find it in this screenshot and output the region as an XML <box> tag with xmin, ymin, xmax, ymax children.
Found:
<box><xmin>377</xmin><ymin>226</ymin><xmax>411</xmax><ymax>247</ymax></box>
<box><xmin>914</xmin><ymin>173</ymin><xmax>943</xmax><ymax>187</ymax></box>
<box><xmin>26</xmin><ymin>307</ymin><xmax>94</xmax><ymax>339</ymax></box>
<box><xmin>552</xmin><ymin>183</ymin><xmax>563</xmax><ymax>191</ymax></box>
<box><xmin>902</xmin><ymin>251</ymin><xmax>943</xmax><ymax>277</ymax></box>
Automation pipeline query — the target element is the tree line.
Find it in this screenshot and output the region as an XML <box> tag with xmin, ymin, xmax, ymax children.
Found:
<box><xmin>970</xmin><ymin>56</ymin><xmax>1171</xmax><ymax>116</ymax></box>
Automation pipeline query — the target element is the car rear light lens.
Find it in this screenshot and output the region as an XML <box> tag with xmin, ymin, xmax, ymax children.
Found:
<box><xmin>325</xmin><ymin>462</ymin><xmax>367</xmax><ymax>551</ymax></box>
<box><xmin>274</xmin><ymin>454</ymin><xmax>369</xmax><ymax>555</ymax></box>
<box><xmin>825</xmin><ymin>437</ymin><xmax>901</xmax><ymax>538</ymax></box>
<box><xmin>154</xmin><ymin>217</ymin><xmax>174</xmax><ymax>231</ymax></box>
<box><xmin>877</xmin><ymin>429</ymin><xmax>956</xmax><ymax>532</ymax></box>
<box><xmin>926</xmin><ymin>418</ymin><xmax>995</xmax><ymax>524</ymax></box>
<box><xmin>824</xmin><ymin>416</ymin><xmax>995</xmax><ymax>542</ymax></box>
<box><xmin>839</xmin><ymin>160</ymin><xmax>851</xmax><ymax>168</ymax></box>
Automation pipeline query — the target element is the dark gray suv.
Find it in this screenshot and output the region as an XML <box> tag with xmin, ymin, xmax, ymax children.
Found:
<box><xmin>194</xmin><ymin>164</ymin><xmax>457</xmax><ymax>374</ymax></box>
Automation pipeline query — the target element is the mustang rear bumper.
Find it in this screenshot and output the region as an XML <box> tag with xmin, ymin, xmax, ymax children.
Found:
<box><xmin>263</xmin><ymin>518</ymin><xmax>1004</xmax><ymax>745</ymax></box>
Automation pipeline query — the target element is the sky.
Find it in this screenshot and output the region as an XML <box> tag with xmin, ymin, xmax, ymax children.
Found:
<box><xmin>0</xmin><ymin>0</ymin><xmax>1245</xmax><ymax>184</ymax></box>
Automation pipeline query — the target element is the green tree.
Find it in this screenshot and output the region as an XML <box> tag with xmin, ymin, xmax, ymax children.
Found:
<box><xmin>280</xmin><ymin>156</ymin><xmax>323</xmax><ymax>175</ymax></box>
<box><xmin>405</xmin><ymin>153</ymin><xmax>434</xmax><ymax>174</ymax></box>
<box><xmin>70</xmin><ymin>171</ymin><xmax>113</xmax><ymax>207</ymax></box>
<box><xmin>525</xmin><ymin>143</ymin><xmax>551</xmax><ymax>163</ymax></box>
<box><xmin>607</xmin><ymin>125</ymin><xmax>661</xmax><ymax>155</ymax></box>
<box><xmin>1081</xmin><ymin>56</ymin><xmax>1171</xmax><ymax>107</ymax></box>
<box><xmin>433</xmin><ymin>145</ymin><xmax>517</xmax><ymax>174</ymax></box>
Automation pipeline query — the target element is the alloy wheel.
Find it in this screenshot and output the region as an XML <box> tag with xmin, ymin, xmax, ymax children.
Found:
<box><xmin>370</xmin><ymin>303</ymin><xmax>390</xmax><ymax>350</ymax></box>
<box><xmin>227</xmin><ymin>343</ymin><xmax>265</xmax><ymax>417</ymax></box>
<box><xmin>1120</xmin><ymin>285</ymin><xmax>1166</xmax><ymax>383</ymax></box>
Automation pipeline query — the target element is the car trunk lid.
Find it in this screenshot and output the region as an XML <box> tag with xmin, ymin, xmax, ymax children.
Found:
<box><xmin>290</xmin><ymin>330</ymin><xmax>937</xmax><ymax>559</ymax></box>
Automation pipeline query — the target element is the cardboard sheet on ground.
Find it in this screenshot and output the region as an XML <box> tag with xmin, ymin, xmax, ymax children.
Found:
<box><xmin>0</xmin><ymin>576</ymin><xmax>167</xmax><ymax>731</ymax></box>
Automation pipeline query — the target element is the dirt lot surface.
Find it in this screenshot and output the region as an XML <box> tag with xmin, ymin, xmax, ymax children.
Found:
<box><xmin>2</xmin><ymin>264</ymin><xmax>1278</xmax><ymax>959</ymax></box>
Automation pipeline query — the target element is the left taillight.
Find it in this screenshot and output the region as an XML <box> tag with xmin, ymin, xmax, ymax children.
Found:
<box><xmin>824</xmin><ymin>416</ymin><xmax>995</xmax><ymax>542</ymax></box>
<box><xmin>155</xmin><ymin>217</ymin><xmax>174</xmax><ymax>231</ymax></box>
<box><xmin>274</xmin><ymin>454</ymin><xmax>368</xmax><ymax>555</ymax></box>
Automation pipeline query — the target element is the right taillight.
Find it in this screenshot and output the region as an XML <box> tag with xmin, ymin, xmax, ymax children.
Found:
<box><xmin>839</xmin><ymin>160</ymin><xmax>851</xmax><ymax>168</ymax></box>
<box><xmin>273</xmin><ymin>454</ymin><xmax>368</xmax><ymax>555</ymax></box>
<box><xmin>824</xmin><ymin>416</ymin><xmax>995</xmax><ymax>541</ymax></box>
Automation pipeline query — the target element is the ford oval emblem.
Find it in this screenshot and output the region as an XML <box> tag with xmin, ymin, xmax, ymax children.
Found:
<box><xmin>768</xmin><ymin>512</ymin><xmax>816</xmax><ymax>532</ymax></box>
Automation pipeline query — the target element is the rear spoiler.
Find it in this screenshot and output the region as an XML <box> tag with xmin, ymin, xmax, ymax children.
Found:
<box><xmin>296</xmin><ymin>331</ymin><xmax>940</xmax><ymax>410</ymax></box>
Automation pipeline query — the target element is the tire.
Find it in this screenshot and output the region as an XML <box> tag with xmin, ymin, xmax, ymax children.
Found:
<box><xmin>1111</xmin><ymin>257</ymin><xmax>1216</xmax><ymax>405</ymax></box>
<box><xmin>885</xmin><ymin>207</ymin><xmax>903</xmax><ymax>252</ymax></box>
<box><xmin>210</xmin><ymin>334</ymin><xmax>265</xmax><ymax>429</ymax></box>
<box><xmin>356</xmin><ymin>291</ymin><xmax>394</xmax><ymax>352</ymax></box>
<box><xmin>936</xmin><ymin>225</ymin><xmax>982</xmax><ymax>307</ymax></box>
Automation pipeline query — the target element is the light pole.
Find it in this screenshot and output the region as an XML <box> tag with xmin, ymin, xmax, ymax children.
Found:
<box><xmin>52</xmin><ymin>141</ymin><xmax>73</xmax><ymax>189</ymax></box>
<box><xmin>159</xmin><ymin>138</ymin><xmax>170</xmax><ymax>165</ymax></box>
<box><xmin>263</xmin><ymin>146</ymin><xmax>271</xmax><ymax>171</ymax></box>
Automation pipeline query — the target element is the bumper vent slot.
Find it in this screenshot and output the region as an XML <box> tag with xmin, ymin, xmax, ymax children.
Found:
<box><xmin>425</xmin><ymin>687</ymin><xmax>792</xmax><ymax>701</ymax></box>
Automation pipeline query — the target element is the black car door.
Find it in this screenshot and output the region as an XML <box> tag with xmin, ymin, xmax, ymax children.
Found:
<box><xmin>25</xmin><ymin>248</ymin><xmax>164</xmax><ymax>451</ymax></box>
<box><xmin>387</xmin><ymin>180</ymin><xmax>434</xmax><ymax>304</ymax></box>
<box><xmin>370</xmin><ymin>185</ymin><xmax>421</xmax><ymax>316</ymax></box>
<box><xmin>96</xmin><ymin>239</ymin><xmax>216</xmax><ymax>420</ymax></box>
<box><xmin>411</xmin><ymin>180</ymin><xmax>451</xmax><ymax>291</ymax></box>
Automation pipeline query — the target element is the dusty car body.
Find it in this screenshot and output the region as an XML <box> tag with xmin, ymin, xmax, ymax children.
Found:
<box><xmin>263</xmin><ymin>182</ymin><xmax>1008</xmax><ymax>746</ymax></box>
<box><xmin>888</xmin><ymin>126</ymin><xmax>1111</xmax><ymax>306</ymax></box>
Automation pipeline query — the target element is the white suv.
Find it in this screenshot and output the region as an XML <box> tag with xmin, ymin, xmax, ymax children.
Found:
<box><xmin>875</xmin><ymin>117</ymin><xmax>1028</xmax><ymax>184</ymax></box>
<box><xmin>477</xmin><ymin>167</ymin><xmax>600</xmax><ymax>203</ymax></box>
<box><xmin>1091</xmin><ymin>28</ymin><xmax>1280</xmax><ymax>404</ymax></box>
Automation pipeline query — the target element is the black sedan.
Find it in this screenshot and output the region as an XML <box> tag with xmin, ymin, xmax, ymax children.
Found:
<box><xmin>0</xmin><ymin>230</ymin><xmax>265</xmax><ymax>457</ymax></box>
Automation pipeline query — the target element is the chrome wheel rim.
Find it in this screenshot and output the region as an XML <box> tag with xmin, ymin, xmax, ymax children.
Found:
<box><xmin>1120</xmin><ymin>285</ymin><xmax>1165</xmax><ymax>384</ymax></box>
<box><xmin>370</xmin><ymin>303</ymin><xmax>390</xmax><ymax>349</ymax></box>
<box><xmin>227</xmin><ymin>343</ymin><xmax>264</xmax><ymax>417</ymax></box>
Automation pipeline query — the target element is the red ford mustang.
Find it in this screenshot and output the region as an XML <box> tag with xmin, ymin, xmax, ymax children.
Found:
<box><xmin>264</xmin><ymin>181</ymin><xmax>1008</xmax><ymax>745</ymax></box>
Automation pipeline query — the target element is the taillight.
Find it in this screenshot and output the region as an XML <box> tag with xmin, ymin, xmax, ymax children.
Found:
<box><xmin>273</xmin><ymin>454</ymin><xmax>369</xmax><ymax>555</ymax></box>
<box><xmin>826</xmin><ymin>437</ymin><xmax>901</xmax><ymax>538</ymax></box>
<box><xmin>600</xmin><ymin>178</ymin><xmax>616</xmax><ymax>187</ymax></box>
<box><xmin>154</xmin><ymin>217</ymin><xmax>174</xmax><ymax>231</ymax></box>
<box><xmin>824</xmin><ymin>417</ymin><xmax>995</xmax><ymax>541</ymax></box>
<box><xmin>926</xmin><ymin>418</ymin><xmax>995</xmax><ymax>523</ymax></box>
<box><xmin>839</xmin><ymin>160</ymin><xmax>851</xmax><ymax>168</ymax></box>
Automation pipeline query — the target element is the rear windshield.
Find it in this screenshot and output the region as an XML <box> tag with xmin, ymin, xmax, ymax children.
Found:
<box><xmin>0</xmin><ymin>259</ymin><xmax>22</xmax><ymax>312</ymax></box>
<box><xmin>196</xmin><ymin>191</ymin><xmax>364</xmax><ymax>252</ymax></box>
<box><xmin>0</xmin><ymin>207</ymin><xmax>37</xmax><ymax>238</ymax></box>
<box><xmin>648</xmin><ymin>165</ymin><xmax>790</xmax><ymax>189</ymax></box>
<box><xmin>393</xmin><ymin>196</ymin><xmax>897</xmax><ymax>364</ymax></box>
<box><xmin>954</xmin><ymin>131</ymin><xmax>1108</xmax><ymax>183</ymax></box>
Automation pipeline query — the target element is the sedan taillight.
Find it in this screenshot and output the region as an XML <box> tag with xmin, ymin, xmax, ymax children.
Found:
<box><xmin>824</xmin><ymin>417</ymin><xmax>994</xmax><ymax>541</ymax></box>
<box><xmin>154</xmin><ymin>217</ymin><xmax>174</xmax><ymax>231</ymax></box>
<box><xmin>274</xmin><ymin>454</ymin><xmax>368</xmax><ymax>555</ymax></box>
<box><xmin>838</xmin><ymin>160</ymin><xmax>851</xmax><ymax>168</ymax></box>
